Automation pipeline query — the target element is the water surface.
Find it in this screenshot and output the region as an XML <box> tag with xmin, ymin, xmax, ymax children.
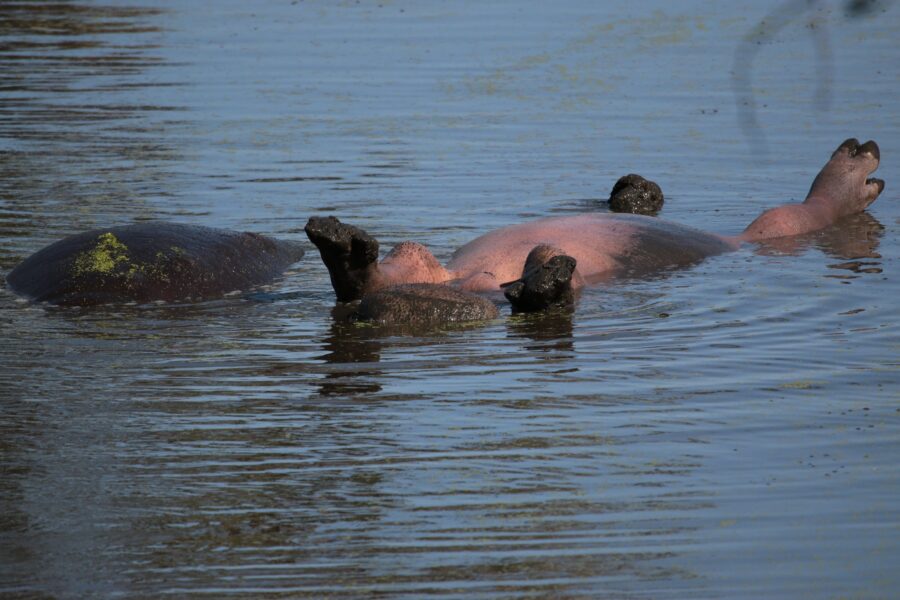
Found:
<box><xmin>1</xmin><ymin>1</ymin><xmax>898</xmax><ymax>598</ymax></box>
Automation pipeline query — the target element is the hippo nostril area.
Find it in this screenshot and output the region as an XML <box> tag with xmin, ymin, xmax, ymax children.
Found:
<box><xmin>858</xmin><ymin>140</ymin><xmax>880</xmax><ymax>161</ymax></box>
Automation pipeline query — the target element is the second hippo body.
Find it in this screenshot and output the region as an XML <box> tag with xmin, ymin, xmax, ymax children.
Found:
<box><xmin>6</xmin><ymin>222</ymin><xmax>305</xmax><ymax>306</ymax></box>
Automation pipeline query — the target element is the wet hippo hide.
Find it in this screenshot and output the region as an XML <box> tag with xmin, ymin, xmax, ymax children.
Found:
<box><xmin>613</xmin><ymin>214</ymin><xmax>736</xmax><ymax>277</ymax></box>
<box><xmin>6</xmin><ymin>222</ymin><xmax>305</xmax><ymax>305</ymax></box>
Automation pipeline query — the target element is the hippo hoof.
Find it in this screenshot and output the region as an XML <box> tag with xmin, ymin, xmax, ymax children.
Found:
<box><xmin>816</xmin><ymin>138</ymin><xmax>884</xmax><ymax>215</ymax></box>
<box><xmin>305</xmin><ymin>216</ymin><xmax>381</xmax><ymax>302</ymax></box>
<box><xmin>304</xmin><ymin>216</ymin><xmax>379</xmax><ymax>264</ymax></box>
<box><xmin>502</xmin><ymin>254</ymin><xmax>577</xmax><ymax>313</ymax></box>
<box><xmin>834</xmin><ymin>137</ymin><xmax>861</xmax><ymax>157</ymax></box>
<box><xmin>358</xmin><ymin>284</ymin><xmax>499</xmax><ymax>325</ymax></box>
<box><xmin>833</xmin><ymin>138</ymin><xmax>880</xmax><ymax>161</ymax></box>
<box><xmin>608</xmin><ymin>174</ymin><xmax>664</xmax><ymax>215</ymax></box>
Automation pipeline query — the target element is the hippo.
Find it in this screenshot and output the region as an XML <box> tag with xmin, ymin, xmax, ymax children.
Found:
<box><xmin>5</xmin><ymin>222</ymin><xmax>304</xmax><ymax>305</ymax></box>
<box><xmin>307</xmin><ymin>138</ymin><xmax>884</xmax><ymax>318</ymax></box>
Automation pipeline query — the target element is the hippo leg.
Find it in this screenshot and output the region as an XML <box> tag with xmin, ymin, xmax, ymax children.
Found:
<box><xmin>740</xmin><ymin>138</ymin><xmax>883</xmax><ymax>241</ymax></box>
<box><xmin>502</xmin><ymin>245</ymin><xmax>579</xmax><ymax>313</ymax></box>
<box><xmin>305</xmin><ymin>216</ymin><xmax>382</xmax><ymax>302</ymax></box>
<box><xmin>608</xmin><ymin>174</ymin><xmax>664</xmax><ymax>215</ymax></box>
<box><xmin>305</xmin><ymin>216</ymin><xmax>453</xmax><ymax>303</ymax></box>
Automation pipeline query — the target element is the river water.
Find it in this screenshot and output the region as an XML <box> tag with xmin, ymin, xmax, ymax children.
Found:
<box><xmin>1</xmin><ymin>1</ymin><xmax>897</xmax><ymax>598</ymax></box>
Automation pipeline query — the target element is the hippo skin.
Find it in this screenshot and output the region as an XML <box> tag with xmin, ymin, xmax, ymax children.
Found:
<box><xmin>6</xmin><ymin>222</ymin><xmax>304</xmax><ymax>305</ymax></box>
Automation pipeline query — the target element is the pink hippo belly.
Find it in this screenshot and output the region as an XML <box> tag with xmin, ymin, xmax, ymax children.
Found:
<box><xmin>446</xmin><ymin>213</ymin><xmax>737</xmax><ymax>290</ymax></box>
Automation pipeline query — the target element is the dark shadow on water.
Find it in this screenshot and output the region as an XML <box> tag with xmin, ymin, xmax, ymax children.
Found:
<box><xmin>312</xmin><ymin>298</ymin><xmax>579</xmax><ymax>394</ymax></box>
<box><xmin>733</xmin><ymin>0</ymin><xmax>890</xmax><ymax>157</ymax></box>
<box><xmin>315</xmin><ymin>310</ymin><xmax>385</xmax><ymax>397</ymax></box>
<box><xmin>506</xmin><ymin>307</ymin><xmax>576</xmax><ymax>354</ymax></box>
<box><xmin>314</xmin><ymin>301</ymin><xmax>512</xmax><ymax>398</ymax></box>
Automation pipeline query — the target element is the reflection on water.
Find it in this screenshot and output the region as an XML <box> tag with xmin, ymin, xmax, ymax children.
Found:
<box><xmin>1</xmin><ymin>1</ymin><xmax>898</xmax><ymax>598</ymax></box>
<box><xmin>317</xmin><ymin>317</ymin><xmax>385</xmax><ymax>396</ymax></box>
<box><xmin>506</xmin><ymin>309</ymin><xmax>576</xmax><ymax>353</ymax></box>
<box><xmin>755</xmin><ymin>211</ymin><xmax>886</xmax><ymax>277</ymax></box>
<box><xmin>755</xmin><ymin>210</ymin><xmax>884</xmax><ymax>258</ymax></box>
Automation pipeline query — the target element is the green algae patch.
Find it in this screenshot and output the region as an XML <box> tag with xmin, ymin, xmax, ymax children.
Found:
<box><xmin>148</xmin><ymin>251</ymin><xmax>177</xmax><ymax>282</ymax></box>
<box><xmin>73</xmin><ymin>232</ymin><xmax>131</xmax><ymax>276</ymax></box>
<box><xmin>71</xmin><ymin>233</ymin><xmax>182</xmax><ymax>284</ymax></box>
<box><xmin>65</xmin><ymin>234</ymin><xmax>198</xmax><ymax>302</ymax></box>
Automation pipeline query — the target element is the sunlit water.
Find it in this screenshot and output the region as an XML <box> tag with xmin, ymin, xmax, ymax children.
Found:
<box><xmin>1</xmin><ymin>1</ymin><xmax>898</xmax><ymax>598</ymax></box>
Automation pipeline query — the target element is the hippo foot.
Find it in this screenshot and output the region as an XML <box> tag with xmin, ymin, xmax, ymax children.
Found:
<box><xmin>609</xmin><ymin>174</ymin><xmax>664</xmax><ymax>215</ymax></box>
<box><xmin>502</xmin><ymin>246</ymin><xmax>577</xmax><ymax>313</ymax></box>
<box><xmin>812</xmin><ymin>138</ymin><xmax>884</xmax><ymax>214</ymax></box>
<box><xmin>305</xmin><ymin>216</ymin><xmax>380</xmax><ymax>302</ymax></box>
<box><xmin>358</xmin><ymin>283</ymin><xmax>499</xmax><ymax>326</ymax></box>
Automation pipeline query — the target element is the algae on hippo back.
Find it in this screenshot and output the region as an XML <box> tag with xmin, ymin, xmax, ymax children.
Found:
<box><xmin>71</xmin><ymin>232</ymin><xmax>179</xmax><ymax>284</ymax></box>
<box><xmin>72</xmin><ymin>232</ymin><xmax>131</xmax><ymax>276</ymax></box>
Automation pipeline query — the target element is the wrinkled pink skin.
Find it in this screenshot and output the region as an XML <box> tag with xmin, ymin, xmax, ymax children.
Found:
<box><xmin>737</xmin><ymin>139</ymin><xmax>883</xmax><ymax>241</ymax></box>
<box><xmin>368</xmin><ymin>139</ymin><xmax>884</xmax><ymax>294</ymax></box>
<box><xmin>376</xmin><ymin>216</ymin><xmax>629</xmax><ymax>291</ymax></box>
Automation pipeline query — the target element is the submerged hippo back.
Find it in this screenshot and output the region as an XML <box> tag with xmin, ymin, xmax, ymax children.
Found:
<box><xmin>6</xmin><ymin>222</ymin><xmax>305</xmax><ymax>305</ymax></box>
<box><xmin>611</xmin><ymin>213</ymin><xmax>737</xmax><ymax>277</ymax></box>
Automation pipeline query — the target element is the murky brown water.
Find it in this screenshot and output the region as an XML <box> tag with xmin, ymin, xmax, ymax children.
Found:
<box><xmin>1</xmin><ymin>1</ymin><xmax>898</xmax><ymax>598</ymax></box>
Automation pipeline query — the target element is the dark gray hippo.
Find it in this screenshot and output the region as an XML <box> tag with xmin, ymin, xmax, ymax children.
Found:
<box><xmin>6</xmin><ymin>222</ymin><xmax>304</xmax><ymax>305</ymax></box>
